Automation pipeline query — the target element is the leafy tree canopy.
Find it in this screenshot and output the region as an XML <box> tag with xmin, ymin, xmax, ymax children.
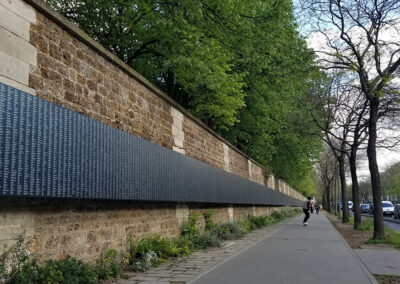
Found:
<box><xmin>46</xmin><ymin>0</ymin><xmax>322</xmax><ymax>195</ymax></box>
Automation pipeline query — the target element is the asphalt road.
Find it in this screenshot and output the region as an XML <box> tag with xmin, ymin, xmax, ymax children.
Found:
<box><xmin>360</xmin><ymin>213</ymin><xmax>400</xmax><ymax>232</ymax></box>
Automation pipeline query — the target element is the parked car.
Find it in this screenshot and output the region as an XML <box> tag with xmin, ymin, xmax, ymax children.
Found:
<box><xmin>382</xmin><ymin>201</ymin><xmax>394</xmax><ymax>216</ymax></box>
<box><xmin>394</xmin><ymin>204</ymin><xmax>400</xmax><ymax>219</ymax></box>
<box><xmin>360</xmin><ymin>204</ymin><xmax>370</xmax><ymax>213</ymax></box>
<box><xmin>348</xmin><ymin>201</ymin><xmax>353</xmax><ymax>210</ymax></box>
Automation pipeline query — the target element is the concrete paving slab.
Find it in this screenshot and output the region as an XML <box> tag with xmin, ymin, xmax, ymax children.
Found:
<box><xmin>354</xmin><ymin>247</ymin><xmax>400</xmax><ymax>276</ymax></box>
<box><xmin>191</xmin><ymin>214</ymin><xmax>377</xmax><ymax>284</ymax></box>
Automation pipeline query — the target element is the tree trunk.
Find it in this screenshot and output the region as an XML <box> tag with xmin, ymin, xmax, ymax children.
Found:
<box><xmin>349</xmin><ymin>150</ymin><xmax>361</xmax><ymax>229</ymax></box>
<box><xmin>368</xmin><ymin>98</ymin><xmax>385</xmax><ymax>239</ymax></box>
<box><xmin>338</xmin><ymin>155</ymin><xmax>349</xmax><ymax>223</ymax></box>
<box><xmin>333</xmin><ymin>178</ymin><xmax>337</xmax><ymax>215</ymax></box>
<box><xmin>325</xmin><ymin>185</ymin><xmax>331</xmax><ymax>212</ymax></box>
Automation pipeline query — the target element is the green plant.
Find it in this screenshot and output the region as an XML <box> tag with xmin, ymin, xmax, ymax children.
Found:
<box><xmin>385</xmin><ymin>229</ymin><xmax>400</xmax><ymax>249</ymax></box>
<box><xmin>0</xmin><ymin>234</ymin><xmax>32</xmax><ymax>283</ymax></box>
<box><xmin>39</xmin><ymin>256</ymin><xmax>98</xmax><ymax>284</ymax></box>
<box><xmin>130</xmin><ymin>235</ymin><xmax>180</xmax><ymax>260</ymax></box>
<box><xmin>247</xmin><ymin>216</ymin><xmax>269</xmax><ymax>228</ymax></box>
<box><xmin>345</xmin><ymin>216</ymin><xmax>354</xmax><ymax>225</ymax></box>
<box><xmin>203</xmin><ymin>210</ymin><xmax>215</xmax><ymax>231</ymax></box>
<box><xmin>9</xmin><ymin>258</ymin><xmax>39</xmax><ymax>284</ymax></box>
<box><xmin>183</xmin><ymin>213</ymin><xmax>200</xmax><ymax>239</ymax></box>
<box><xmin>190</xmin><ymin>232</ymin><xmax>222</xmax><ymax>249</ymax></box>
<box><xmin>37</xmin><ymin>262</ymin><xmax>64</xmax><ymax>284</ymax></box>
<box><xmin>173</xmin><ymin>237</ymin><xmax>191</xmax><ymax>256</ymax></box>
<box><xmin>281</xmin><ymin>206</ymin><xmax>301</xmax><ymax>217</ymax></box>
<box><xmin>357</xmin><ymin>219</ymin><xmax>374</xmax><ymax>231</ymax></box>
<box><xmin>213</xmin><ymin>222</ymin><xmax>246</xmax><ymax>240</ymax></box>
<box><xmin>95</xmin><ymin>249</ymin><xmax>124</xmax><ymax>280</ymax></box>
<box><xmin>270</xmin><ymin>211</ymin><xmax>284</xmax><ymax>222</ymax></box>
<box><xmin>128</xmin><ymin>234</ymin><xmax>192</xmax><ymax>272</ymax></box>
<box><xmin>366</xmin><ymin>229</ymin><xmax>400</xmax><ymax>249</ymax></box>
<box><xmin>238</xmin><ymin>219</ymin><xmax>256</xmax><ymax>231</ymax></box>
<box><xmin>131</xmin><ymin>251</ymin><xmax>158</xmax><ymax>272</ymax></box>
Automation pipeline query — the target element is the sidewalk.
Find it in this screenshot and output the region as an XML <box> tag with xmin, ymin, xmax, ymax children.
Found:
<box><xmin>117</xmin><ymin>214</ymin><xmax>377</xmax><ymax>284</ymax></box>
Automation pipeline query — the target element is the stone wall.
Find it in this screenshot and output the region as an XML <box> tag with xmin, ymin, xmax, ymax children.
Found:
<box><xmin>0</xmin><ymin>198</ymin><xmax>280</xmax><ymax>262</ymax></box>
<box><xmin>0</xmin><ymin>0</ymin><xmax>303</xmax><ymax>261</ymax></box>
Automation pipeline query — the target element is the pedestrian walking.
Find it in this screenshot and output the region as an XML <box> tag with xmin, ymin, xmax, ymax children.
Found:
<box><xmin>303</xmin><ymin>196</ymin><xmax>312</xmax><ymax>226</ymax></box>
<box><xmin>316</xmin><ymin>203</ymin><xmax>320</xmax><ymax>215</ymax></box>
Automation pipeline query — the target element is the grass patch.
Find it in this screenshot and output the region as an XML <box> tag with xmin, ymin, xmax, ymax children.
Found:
<box><xmin>334</xmin><ymin>215</ymin><xmax>373</xmax><ymax>231</ymax></box>
<box><xmin>357</xmin><ymin>219</ymin><xmax>374</xmax><ymax>231</ymax></box>
<box><xmin>366</xmin><ymin>229</ymin><xmax>400</xmax><ymax>249</ymax></box>
<box><xmin>345</xmin><ymin>216</ymin><xmax>354</xmax><ymax>225</ymax></box>
<box><xmin>331</xmin><ymin>213</ymin><xmax>400</xmax><ymax>250</ymax></box>
<box><xmin>374</xmin><ymin>274</ymin><xmax>400</xmax><ymax>284</ymax></box>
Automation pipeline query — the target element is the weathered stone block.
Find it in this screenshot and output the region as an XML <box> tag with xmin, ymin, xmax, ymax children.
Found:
<box><xmin>0</xmin><ymin>0</ymin><xmax>36</xmax><ymax>24</ymax></box>
<box><xmin>0</xmin><ymin>25</ymin><xmax>36</xmax><ymax>65</ymax></box>
<box><xmin>0</xmin><ymin>74</ymin><xmax>35</xmax><ymax>94</ymax></box>
<box><xmin>0</xmin><ymin>3</ymin><xmax>30</xmax><ymax>40</ymax></box>
<box><xmin>0</xmin><ymin>50</ymin><xmax>29</xmax><ymax>85</ymax></box>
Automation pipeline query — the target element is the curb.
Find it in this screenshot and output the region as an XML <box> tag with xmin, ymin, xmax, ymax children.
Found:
<box><xmin>361</xmin><ymin>214</ymin><xmax>400</xmax><ymax>225</ymax></box>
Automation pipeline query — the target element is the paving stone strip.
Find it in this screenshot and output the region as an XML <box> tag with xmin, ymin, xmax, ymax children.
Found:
<box><xmin>115</xmin><ymin>217</ymin><xmax>295</xmax><ymax>284</ymax></box>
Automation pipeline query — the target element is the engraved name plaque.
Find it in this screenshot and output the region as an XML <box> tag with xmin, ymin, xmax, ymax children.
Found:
<box><xmin>0</xmin><ymin>82</ymin><xmax>301</xmax><ymax>206</ymax></box>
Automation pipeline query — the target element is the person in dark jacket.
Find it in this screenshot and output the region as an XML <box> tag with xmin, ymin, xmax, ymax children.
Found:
<box><xmin>303</xmin><ymin>196</ymin><xmax>312</xmax><ymax>226</ymax></box>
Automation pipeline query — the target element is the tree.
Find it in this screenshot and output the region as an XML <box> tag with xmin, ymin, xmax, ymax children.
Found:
<box><xmin>47</xmin><ymin>0</ymin><xmax>247</xmax><ymax>131</ymax></box>
<box><xmin>300</xmin><ymin>0</ymin><xmax>400</xmax><ymax>239</ymax></box>
<box><xmin>381</xmin><ymin>162</ymin><xmax>400</xmax><ymax>200</ymax></box>
<box><xmin>316</xmin><ymin>145</ymin><xmax>339</xmax><ymax>212</ymax></box>
<box><xmin>48</xmin><ymin>0</ymin><xmax>323</xmax><ymax>194</ymax></box>
<box><xmin>308</xmin><ymin>75</ymin><xmax>355</xmax><ymax>223</ymax></box>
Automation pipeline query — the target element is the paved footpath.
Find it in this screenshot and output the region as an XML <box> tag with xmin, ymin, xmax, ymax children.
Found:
<box><xmin>117</xmin><ymin>214</ymin><xmax>377</xmax><ymax>284</ymax></box>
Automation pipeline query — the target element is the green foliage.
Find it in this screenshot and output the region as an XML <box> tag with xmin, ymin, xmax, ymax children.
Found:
<box><xmin>270</xmin><ymin>211</ymin><xmax>285</xmax><ymax>222</ymax></box>
<box><xmin>212</xmin><ymin>207</ymin><xmax>300</xmax><ymax>240</ymax></box>
<box><xmin>130</xmin><ymin>235</ymin><xmax>174</xmax><ymax>260</ymax></box>
<box><xmin>45</xmin><ymin>0</ymin><xmax>247</xmax><ymax>131</ymax></box>
<box><xmin>0</xmin><ymin>234</ymin><xmax>32</xmax><ymax>283</ymax></box>
<box><xmin>366</xmin><ymin>229</ymin><xmax>400</xmax><ymax>250</ymax></box>
<box><xmin>345</xmin><ymin>216</ymin><xmax>374</xmax><ymax>231</ymax></box>
<box><xmin>385</xmin><ymin>229</ymin><xmax>400</xmax><ymax>249</ymax></box>
<box><xmin>36</xmin><ymin>262</ymin><xmax>64</xmax><ymax>283</ymax></box>
<box><xmin>380</xmin><ymin>162</ymin><xmax>400</xmax><ymax>199</ymax></box>
<box><xmin>180</xmin><ymin>213</ymin><xmax>221</xmax><ymax>250</ymax></box>
<box><xmin>38</xmin><ymin>256</ymin><xmax>98</xmax><ymax>284</ymax></box>
<box><xmin>189</xmin><ymin>232</ymin><xmax>222</xmax><ymax>250</ymax></box>
<box><xmin>9</xmin><ymin>258</ymin><xmax>39</xmax><ymax>284</ymax></box>
<box><xmin>172</xmin><ymin>237</ymin><xmax>191</xmax><ymax>256</ymax></box>
<box><xmin>182</xmin><ymin>213</ymin><xmax>200</xmax><ymax>241</ymax></box>
<box><xmin>45</xmin><ymin>0</ymin><xmax>322</xmax><ymax>189</ymax></box>
<box><xmin>128</xmin><ymin>234</ymin><xmax>189</xmax><ymax>271</ymax></box>
<box><xmin>212</xmin><ymin>222</ymin><xmax>247</xmax><ymax>240</ymax></box>
<box><xmin>203</xmin><ymin>210</ymin><xmax>215</xmax><ymax>231</ymax></box>
<box><xmin>247</xmin><ymin>216</ymin><xmax>270</xmax><ymax>228</ymax></box>
<box><xmin>95</xmin><ymin>249</ymin><xmax>126</xmax><ymax>280</ymax></box>
<box><xmin>3</xmin><ymin>208</ymin><xmax>301</xmax><ymax>281</ymax></box>
<box><xmin>238</xmin><ymin>219</ymin><xmax>257</xmax><ymax>231</ymax></box>
<box><xmin>1</xmin><ymin>236</ymin><xmax>97</xmax><ymax>284</ymax></box>
<box><xmin>281</xmin><ymin>206</ymin><xmax>302</xmax><ymax>217</ymax></box>
<box><xmin>357</xmin><ymin>219</ymin><xmax>374</xmax><ymax>232</ymax></box>
<box><xmin>131</xmin><ymin>251</ymin><xmax>159</xmax><ymax>272</ymax></box>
